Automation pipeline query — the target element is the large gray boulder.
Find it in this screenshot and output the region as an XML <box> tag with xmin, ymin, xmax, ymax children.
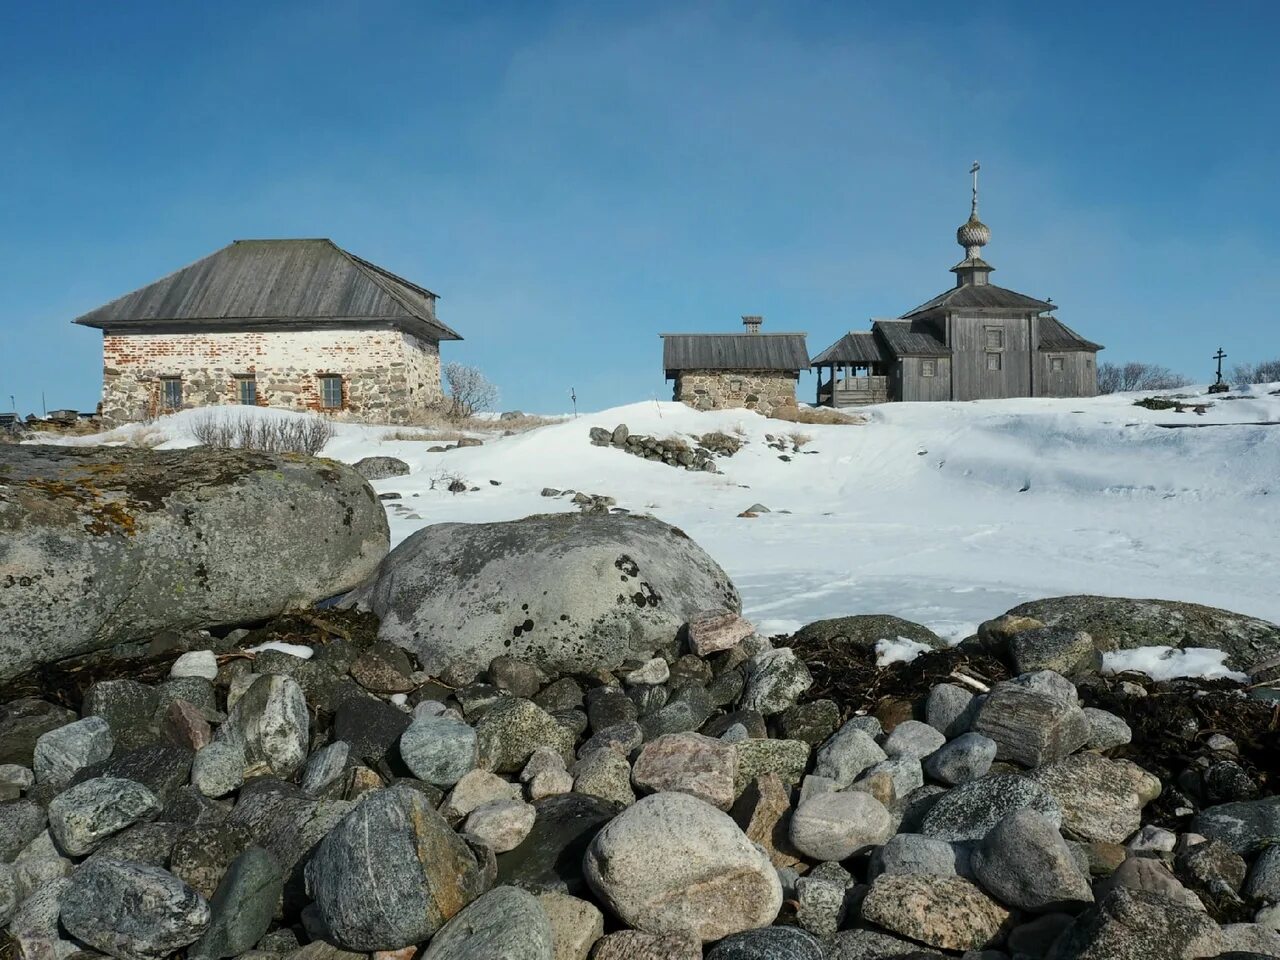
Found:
<box><xmin>1005</xmin><ymin>595</ymin><xmax>1280</xmax><ymax>672</ymax></box>
<box><xmin>420</xmin><ymin>886</ymin><xmax>553</xmax><ymax>960</ymax></box>
<box><xmin>0</xmin><ymin>445</ymin><xmax>388</xmax><ymax>678</ymax></box>
<box><xmin>350</xmin><ymin>513</ymin><xmax>740</xmax><ymax>675</ymax></box>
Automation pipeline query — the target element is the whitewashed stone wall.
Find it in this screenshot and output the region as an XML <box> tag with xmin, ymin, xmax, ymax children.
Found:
<box><xmin>673</xmin><ymin>370</ymin><xmax>799</xmax><ymax>416</ymax></box>
<box><xmin>100</xmin><ymin>328</ymin><xmax>442</xmax><ymax>424</ymax></box>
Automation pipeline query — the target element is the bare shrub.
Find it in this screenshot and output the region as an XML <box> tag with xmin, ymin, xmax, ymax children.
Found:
<box><xmin>444</xmin><ymin>362</ymin><xmax>499</xmax><ymax>420</ymax></box>
<box><xmin>1231</xmin><ymin>359</ymin><xmax>1280</xmax><ymax>385</ymax></box>
<box><xmin>787</xmin><ymin>430</ymin><xmax>813</xmax><ymax>449</ymax></box>
<box><xmin>428</xmin><ymin>469</ymin><xmax>468</xmax><ymax>494</ymax></box>
<box><xmin>380</xmin><ymin>428</ymin><xmax>468</xmax><ymax>443</ymax></box>
<box><xmin>190</xmin><ymin>411</ymin><xmax>335</xmax><ymax>456</ymax></box>
<box><xmin>1097</xmin><ymin>362</ymin><xmax>1192</xmax><ymax>394</ymax></box>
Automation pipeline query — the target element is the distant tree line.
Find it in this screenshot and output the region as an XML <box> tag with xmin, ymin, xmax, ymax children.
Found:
<box><xmin>1097</xmin><ymin>356</ymin><xmax>1280</xmax><ymax>394</ymax></box>
<box><xmin>1097</xmin><ymin>362</ymin><xmax>1191</xmax><ymax>394</ymax></box>
<box><xmin>1232</xmin><ymin>358</ymin><xmax>1280</xmax><ymax>385</ymax></box>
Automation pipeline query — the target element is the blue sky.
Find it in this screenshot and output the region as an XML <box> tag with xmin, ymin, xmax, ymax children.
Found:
<box><xmin>2</xmin><ymin>1</ymin><xmax>1277</xmax><ymax>415</ymax></box>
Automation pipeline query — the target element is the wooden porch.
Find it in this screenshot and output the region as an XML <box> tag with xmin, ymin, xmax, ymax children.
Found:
<box><xmin>815</xmin><ymin>363</ymin><xmax>891</xmax><ymax>407</ymax></box>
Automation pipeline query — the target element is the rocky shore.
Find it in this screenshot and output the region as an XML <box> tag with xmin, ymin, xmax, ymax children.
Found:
<box><xmin>3</xmin><ymin>444</ymin><xmax>1280</xmax><ymax>960</ymax></box>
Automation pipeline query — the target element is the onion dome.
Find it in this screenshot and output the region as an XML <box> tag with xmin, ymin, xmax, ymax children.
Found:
<box><xmin>957</xmin><ymin>213</ymin><xmax>991</xmax><ymax>252</ymax></box>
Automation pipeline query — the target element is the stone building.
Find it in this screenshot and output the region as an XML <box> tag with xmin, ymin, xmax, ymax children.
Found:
<box><xmin>74</xmin><ymin>239</ymin><xmax>461</xmax><ymax>424</ymax></box>
<box><xmin>661</xmin><ymin>317</ymin><xmax>809</xmax><ymax>416</ymax></box>
<box><xmin>811</xmin><ymin>165</ymin><xmax>1102</xmax><ymax>406</ymax></box>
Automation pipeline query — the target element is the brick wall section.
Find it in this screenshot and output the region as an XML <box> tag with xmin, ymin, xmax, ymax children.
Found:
<box><xmin>673</xmin><ymin>369</ymin><xmax>799</xmax><ymax>416</ymax></box>
<box><xmin>100</xmin><ymin>328</ymin><xmax>442</xmax><ymax>424</ymax></box>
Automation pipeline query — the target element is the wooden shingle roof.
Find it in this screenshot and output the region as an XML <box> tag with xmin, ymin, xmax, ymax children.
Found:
<box><xmin>73</xmin><ymin>239</ymin><xmax>461</xmax><ymax>342</ymax></box>
<box><xmin>1039</xmin><ymin>316</ymin><xmax>1103</xmax><ymax>352</ymax></box>
<box><xmin>901</xmin><ymin>282</ymin><xmax>1055</xmax><ymax>319</ymax></box>
<box><xmin>810</xmin><ymin>331</ymin><xmax>893</xmax><ymax>365</ymax></box>
<box><xmin>872</xmin><ymin>320</ymin><xmax>950</xmax><ymax>357</ymax></box>
<box><xmin>661</xmin><ymin>333</ymin><xmax>809</xmax><ymax>372</ymax></box>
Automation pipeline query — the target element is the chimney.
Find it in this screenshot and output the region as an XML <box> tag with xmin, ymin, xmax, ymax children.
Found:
<box><xmin>742</xmin><ymin>315</ymin><xmax>762</xmax><ymax>334</ymax></box>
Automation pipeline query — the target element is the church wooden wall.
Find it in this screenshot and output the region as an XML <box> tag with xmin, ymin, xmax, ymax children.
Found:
<box><xmin>1035</xmin><ymin>351</ymin><xmax>1098</xmax><ymax>398</ymax></box>
<box><xmin>949</xmin><ymin>315</ymin><xmax>1033</xmax><ymax>401</ymax></box>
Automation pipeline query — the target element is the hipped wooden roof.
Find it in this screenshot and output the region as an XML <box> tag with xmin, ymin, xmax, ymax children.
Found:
<box><xmin>901</xmin><ymin>282</ymin><xmax>1056</xmax><ymax>319</ymax></box>
<box><xmin>73</xmin><ymin>239</ymin><xmax>461</xmax><ymax>342</ymax></box>
<box><xmin>661</xmin><ymin>333</ymin><xmax>809</xmax><ymax>372</ymax></box>
<box><xmin>1038</xmin><ymin>316</ymin><xmax>1103</xmax><ymax>352</ymax></box>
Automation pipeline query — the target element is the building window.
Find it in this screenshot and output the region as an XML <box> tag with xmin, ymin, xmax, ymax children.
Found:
<box><xmin>238</xmin><ymin>376</ymin><xmax>257</xmax><ymax>405</ymax></box>
<box><xmin>986</xmin><ymin>352</ymin><xmax>1002</xmax><ymax>371</ymax></box>
<box><xmin>319</xmin><ymin>375</ymin><xmax>343</xmax><ymax>409</ymax></box>
<box><xmin>160</xmin><ymin>377</ymin><xmax>183</xmax><ymax>410</ymax></box>
<box><xmin>921</xmin><ymin>359</ymin><xmax>937</xmax><ymax>378</ymax></box>
<box><xmin>985</xmin><ymin>327</ymin><xmax>1004</xmax><ymax>350</ymax></box>
<box><xmin>1050</xmin><ymin>356</ymin><xmax>1065</xmax><ymax>373</ymax></box>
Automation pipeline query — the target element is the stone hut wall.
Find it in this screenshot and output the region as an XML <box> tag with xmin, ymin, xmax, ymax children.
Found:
<box><xmin>673</xmin><ymin>369</ymin><xmax>799</xmax><ymax>416</ymax></box>
<box><xmin>99</xmin><ymin>328</ymin><xmax>441</xmax><ymax>424</ymax></box>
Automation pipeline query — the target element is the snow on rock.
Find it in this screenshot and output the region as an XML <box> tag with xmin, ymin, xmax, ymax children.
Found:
<box><xmin>246</xmin><ymin>641</ymin><xmax>315</xmax><ymax>660</ymax></box>
<box><xmin>875</xmin><ymin>637</ymin><xmax>935</xmax><ymax>667</ymax></box>
<box><xmin>1101</xmin><ymin>647</ymin><xmax>1248</xmax><ymax>682</ymax></box>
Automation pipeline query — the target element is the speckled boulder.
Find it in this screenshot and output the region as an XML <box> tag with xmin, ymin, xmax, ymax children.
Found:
<box><xmin>583</xmin><ymin>792</ymin><xmax>782</xmax><ymax>941</ymax></box>
<box><xmin>305</xmin><ymin>786</ymin><xmax>486</xmax><ymax>950</ymax></box>
<box><xmin>1005</xmin><ymin>595</ymin><xmax>1280</xmax><ymax>673</ymax></box>
<box><xmin>349</xmin><ymin>513</ymin><xmax>739</xmax><ymax>676</ymax></box>
<box><xmin>0</xmin><ymin>445</ymin><xmax>389</xmax><ymax>679</ymax></box>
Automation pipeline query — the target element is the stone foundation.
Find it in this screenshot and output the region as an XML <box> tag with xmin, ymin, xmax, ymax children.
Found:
<box><xmin>99</xmin><ymin>328</ymin><xmax>442</xmax><ymax>424</ymax></box>
<box><xmin>673</xmin><ymin>370</ymin><xmax>799</xmax><ymax>417</ymax></box>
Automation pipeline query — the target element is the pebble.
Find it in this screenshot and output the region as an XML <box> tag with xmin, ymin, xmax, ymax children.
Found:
<box><xmin>33</xmin><ymin>716</ymin><xmax>114</xmax><ymax>787</ymax></box>
<box><xmin>48</xmin><ymin>776</ymin><xmax>162</xmax><ymax>856</ymax></box>
<box><xmin>923</xmin><ymin>732</ymin><xmax>997</xmax><ymax>786</ymax></box>
<box><xmin>925</xmin><ymin>683</ymin><xmax>979</xmax><ymax>738</ymax></box>
<box><xmin>740</xmin><ymin>649</ymin><xmax>813</xmax><ymax>716</ymax></box>
<box><xmin>813</xmin><ymin>724</ymin><xmax>886</xmax><ymax>788</ymax></box>
<box><xmin>789</xmin><ymin>790</ymin><xmax>892</xmax><ymax>861</ymax></box>
<box><xmin>463</xmin><ymin>799</ymin><xmax>536</xmax><ymax>853</ymax></box>
<box><xmin>631</xmin><ymin>733</ymin><xmax>736</xmax><ymax>810</ymax></box>
<box><xmin>400</xmin><ymin>714</ymin><xmax>478</xmax><ymax>787</ymax></box>
<box><xmin>170</xmin><ymin>650</ymin><xmax>219</xmax><ymax>680</ymax></box>
<box><xmin>880</xmin><ymin>719</ymin><xmax>947</xmax><ymax>759</ymax></box>
<box><xmin>191</xmin><ymin>739</ymin><xmax>247</xmax><ymax>799</ymax></box>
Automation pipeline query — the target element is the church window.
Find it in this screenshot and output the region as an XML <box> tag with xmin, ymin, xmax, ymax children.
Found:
<box><xmin>1050</xmin><ymin>356</ymin><xmax>1065</xmax><ymax>372</ymax></box>
<box><xmin>986</xmin><ymin>352</ymin><xmax>1002</xmax><ymax>371</ymax></box>
<box><xmin>985</xmin><ymin>327</ymin><xmax>1004</xmax><ymax>349</ymax></box>
<box><xmin>319</xmin><ymin>375</ymin><xmax>344</xmax><ymax>409</ymax></box>
<box><xmin>160</xmin><ymin>377</ymin><xmax>183</xmax><ymax>409</ymax></box>
<box><xmin>921</xmin><ymin>360</ymin><xmax>937</xmax><ymax>378</ymax></box>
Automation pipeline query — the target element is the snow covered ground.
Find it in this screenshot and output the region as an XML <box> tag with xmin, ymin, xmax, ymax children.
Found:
<box><xmin>47</xmin><ymin>385</ymin><xmax>1280</xmax><ymax>643</ymax></box>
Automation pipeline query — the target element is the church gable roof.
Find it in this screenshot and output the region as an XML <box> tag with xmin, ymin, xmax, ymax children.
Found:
<box><xmin>73</xmin><ymin>239</ymin><xmax>461</xmax><ymax>341</ymax></box>
<box><xmin>661</xmin><ymin>333</ymin><xmax>809</xmax><ymax>372</ymax></box>
<box><xmin>900</xmin><ymin>282</ymin><xmax>1056</xmax><ymax>319</ymax></box>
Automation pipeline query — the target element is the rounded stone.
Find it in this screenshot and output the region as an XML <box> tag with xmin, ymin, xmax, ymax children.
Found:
<box><xmin>923</xmin><ymin>732</ymin><xmax>997</xmax><ymax>786</ymax></box>
<box><xmin>61</xmin><ymin>859</ymin><xmax>210</xmax><ymax>960</ymax></box>
<box><xmin>463</xmin><ymin>799</ymin><xmax>537</xmax><ymax>853</ymax></box>
<box><xmin>705</xmin><ymin>925</ymin><xmax>825</xmax><ymax>959</ymax></box>
<box><xmin>920</xmin><ymin>773</ymin><xmax>1062</xmax><ymax>842</ymax></box>
<box><xmin>420</xmin><ymin>886</ymin><xmax>553</xmax><ymax>960</ymax></box>
<box><xmin>789</xmin><ymin>790</ymin><xmax>893</xmax><ymax>861</ymax></box>
<box><xmin>583</xmin><ymin>791</ymin><xmax>782</xmax><ymax>942</ymax></box>
<box><xmin>48</xmin><ymin>776</ymin><xmax>162</xmax><ymax>856</ymax></box>
<box><xmin>860</xmin><ymin>873</ymin><xmax>1010</xmax><ymax>952</ymax></box>
<box><xmin>305</xmin><ymin>786</ymin><xmax>486</xmax><ymax>951</ymax></box>
<box><xmin>399</xmin><ymin>714</ymin><xmax>478</xmax><ymax>787</ymax></box>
